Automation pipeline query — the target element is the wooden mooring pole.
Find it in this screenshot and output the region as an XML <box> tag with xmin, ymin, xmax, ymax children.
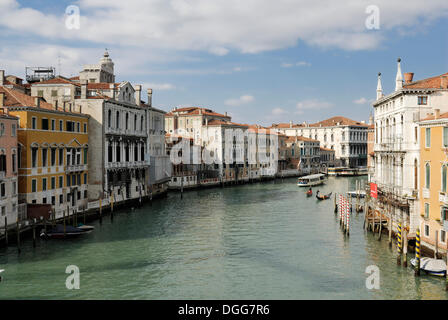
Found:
<box><xmin>435</xmin><ymin>230</ymin><xmax>439</xmax><ymax>259</ymax></box>
<box><xmin>4</xmin><ymin>216</ymin><xmax>8</xmax><ymax>246</ymax></box>
<box><xmin>415</xmin><ymin>228</ymin><xmax>421</xmax><ymax>276</ymax></box>
<box><xmin>63</xmin><ymin>209</ymin><xmax>66</xmax><ymax>237</ymax></box>
<box><xmin>16</xmin><ymin>218</ymin><xmax>21</xmax><ymax>254</ymax></box>
<box><xmin>388</xmin><ymin>210</ymin><xmax>392</xmax><ymax>247</ymax></box>
<box><xmin>397</xmin><ymin>222</ymin><xmax>402</xmax><ymax>266</ymax></box>
<box><xmin>99</xmin><ymin>197</ymin><xmax>103</xmax><ymax>224</ymax></box>
<box><xmin>32</xmin><ymin>218</ymin><xmax>36</xmax><ymax>248</ymax></box>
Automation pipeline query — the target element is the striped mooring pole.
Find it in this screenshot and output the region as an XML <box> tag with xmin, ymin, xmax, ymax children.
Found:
<box><xmin>415</xmin><ymin>228</ymin><xmax>420</xmax><ymax>276</ymax></box>
<box><xmin>346</xmin><ymin>199</ymin><xmax>350</xmax><ymax>236</ymax></box>
<box><xmin>397</xmin><ymin>223</ymin><xmax>402</xmax><ymax>266</ymax></box>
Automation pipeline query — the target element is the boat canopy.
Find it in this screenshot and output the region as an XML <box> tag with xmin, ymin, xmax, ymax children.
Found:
<box><xmin>299</xmin><ymin>174</ymin><xmax>325</xmax><ymax>180</ymax></box>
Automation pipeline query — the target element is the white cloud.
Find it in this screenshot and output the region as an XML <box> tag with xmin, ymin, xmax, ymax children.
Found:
<box><xmin>143</xmin><ymin>83</ymin><xmax>176</xmax><ymax>91</ymax></box>
<box><xmin>296</xmin><ymin>99</ymin><xmax>333</xmax><ymax>114</ymax></box>
<box><xmin>281</xmin><ymin>63</ymin><xmax>294</xmax><ymax>68</ymax></box>
<box><xmin>281</xmin><ymin>61</ymin><xmax>311</xmax><ymax>68</ymax></box>
<box><xmin>272</xmin><ymin>107</ymin><xmax>288</xmax><ymax>115</ymax></box>
<box><xmin>225</xmin><ymin>95</ymin><xmax>255</xmax><ymax>107</ymax></box>
<box><xmin>0</xmin><ymin>0</ymin><xmax>447</xmax><ymax>55</ymax></box>
<box><xmin>353</xmin><ymin>97</ymin><xmax>368</xmax><ymax>104</ymax></box>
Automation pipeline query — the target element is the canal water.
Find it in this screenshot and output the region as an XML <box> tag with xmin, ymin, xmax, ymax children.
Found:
<box><xmin>0</xmin><ymin>176</ymin><xmax>447</xmax><ymax>299</ymax></box>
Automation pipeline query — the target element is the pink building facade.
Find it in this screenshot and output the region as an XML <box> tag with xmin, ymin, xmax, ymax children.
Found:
<box><xmin>0</xmin><ymin>109</ymin><xmax>19</xmax><ymax>227</ymax></box>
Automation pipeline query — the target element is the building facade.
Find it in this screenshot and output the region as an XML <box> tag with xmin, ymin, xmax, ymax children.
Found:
<box><xmin>0</xmin><ymin>104</ymin><xmax>19</xmax><ymax>227</ymax></box>
<box><xmin>371</xmin><ymin>58</ymin><xmax>448</xmax><ymax>233</ymax></box>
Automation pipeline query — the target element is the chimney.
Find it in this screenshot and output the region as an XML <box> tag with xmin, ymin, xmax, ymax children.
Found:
<box><xmin>109</xmin><ymin>84</ymin><xmax>115</xmax><ymax>99</ymax></box>
<box><xmin>395</xmin><ymin>58</ymin><xmax>403</xmax><ymax>91</ymax></box>
<box><xmin>0</xmin><ymin>70</ymin><xmax>4</xmax><ymax>86</ymax></box>
<box><xmin>0</xmin><ymin>92</ymin><xmax>4</xmax><ymax>108</ymax></box>
<box><xmin>81</xmin><ymin>79</ymin><xmax>87</xmax><ymax>99</ymax></box>
<box><xmin>134</xmin><ymin>85</ymin><xmax>141</xmax><ymax>106</ymax></box>
<box><xmin>147</xmin><ymin>89</ymin><xmax>152</xmax><ymax>107</ymax></box>
<box><xmin>441</xmin><ymin>76</ymin><xmax>448</xmax><ymax>89</ymax></box>
<box><xmin>376</xmin><ymin>72</ymin><xmax>383</xmax><ymax>100</ymax></box>
<box><xmin>289</xmin><ymin>120</ymin><xmax>292</xmax><ymax>128</ymax></box>
<box><xmin>404</xmin><ymin>72</ymin><xmax>414</xmax><ymax>84</ymax></box>
<box><xmin>435</xmin><ymin>109</ymin><xmax>440</xmax><ymax>119</ymax></box>
<box><xmin>34</xmin><ymin>97</ymin><xmax>40</xmax><ymax>108</ymax></box>
<box><xmin>225</xmin><ymin>111</ymin><xmax>228</xmax><ymax>117</ymax></box>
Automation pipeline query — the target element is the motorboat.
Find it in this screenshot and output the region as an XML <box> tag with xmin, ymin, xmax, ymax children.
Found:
<box><xmin>40</xmin><ymin>224</ymin><xmax>92</xmax><ymax>239</ymax></box>
<box><xmin>410</xmin><ymin>257</ymin><xmax>447</xmax><ymax>277</ymax></box>
<box><xmin>297</xmin><ymin>174</ymin><xmax>326</xmax><ymax>187</ymax></box>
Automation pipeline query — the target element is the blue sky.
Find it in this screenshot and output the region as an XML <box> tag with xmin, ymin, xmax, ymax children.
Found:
<box><xmin>1</xmin><ymin>0</ymin><xmax>448</xmax><ymax>126</ymax></box>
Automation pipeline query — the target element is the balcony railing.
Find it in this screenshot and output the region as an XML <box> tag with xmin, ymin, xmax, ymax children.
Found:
<box><xmin>65</xmin><ymin>164</ymin><xmax>88</xmax><ymax>173</ymax></box>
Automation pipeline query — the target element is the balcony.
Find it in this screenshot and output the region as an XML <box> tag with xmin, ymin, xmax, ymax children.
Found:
<box><xmin>65</xmin><ymin>164</ymin><xmax>88</xmax><ymax>173</ymax></box>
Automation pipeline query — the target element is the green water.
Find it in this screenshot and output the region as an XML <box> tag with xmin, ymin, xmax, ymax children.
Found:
<box><xmin>0</xmin><ymin>176</ymin><xmax>447</xmax><ymax>299</ymax></box>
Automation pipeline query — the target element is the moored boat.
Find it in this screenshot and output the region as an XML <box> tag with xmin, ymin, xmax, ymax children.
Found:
<box><xmin>410</xmin><ymin>257</ymin><xmax>447</xmax><ymax>277</ymax></box>
<box><xmin>76</xmin><ymin>223</ymin><xmax>95</xmax><ymax>231</ymax></box>
<box><xmin>297</xmin><ymin>174</ymin><xmax>326</xmax><ymax>187</ymax></box>
<box><xmin>306</xmin><ymin>188</ymin><xmax>313</xmax><ymax>197</ymax></box>
<box><xmin>40</xmin><ymin>224</ymin><xmax>92</xmax><ymax>239</ymax></box>
<box><xmin>316</xmin><ymin>191</ymin><xmax>332</xmax><ymax>200</ymax></box>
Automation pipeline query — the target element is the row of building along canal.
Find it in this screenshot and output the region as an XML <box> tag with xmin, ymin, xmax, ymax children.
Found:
<box><xmin>0</xmin><ymin>176</ymin><xmax>447</xmax><ymax>299</ymax></box>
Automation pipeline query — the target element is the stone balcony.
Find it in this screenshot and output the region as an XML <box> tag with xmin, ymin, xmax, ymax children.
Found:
<box><xmin>65</xmin><ymin>164</ymin><xmax>88</xmax><ymax>173</ymax></box>
<box><xmin>105</xmin><ymin>160</ymin><xmax>150</xmax><ymax>170</ymax></box>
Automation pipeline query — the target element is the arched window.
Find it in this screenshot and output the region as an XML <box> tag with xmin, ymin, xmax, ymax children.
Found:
<box><xmin>134</xmin><ymin>114</ymin><xmax>137</xmax><ymax>130</ymax></box>
<box><xmin>108</xmin><ymin>110</ymin><xmax>112</xmax><ymax>128</ymax></box>
<box><xmin>425</xmin><ymin>163</ymin><xmax>431</xmax><ymax>189</ymax></box>
<box><xmin>141</xmin><ymin>116</ymin><xmax>144</xmax><ymax>132</ymax></box>
<box><xmin>116</xmin><ymin>111</ymin><xmax>120</xmax><ymax>129</ymax></box>
<box><xmin>442</xmin><ymin>165</ymin><xmax>447</xmax><ymax>193</ymax></box>
<box><xmin>125</xmin><ymin>113</ymin><xmax>129</xmax><ymax>130</ymax></box>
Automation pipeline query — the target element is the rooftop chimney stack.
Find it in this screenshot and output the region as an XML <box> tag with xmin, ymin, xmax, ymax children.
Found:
<box><xmin>0</xmin><ymin>70</ymin><xmax>4</xmax><ymax>86</ymax></box>
<box><xmin>376</xmin><ymin>72</ymin><xmax>383</xmax><ymax>100</ymax></box>
<box><xmin>289</xmin><ymin>120</ymin><xmax>292</xmax><ymax>128</ymax></box>
<box><xmin>395</xmin><ymin>58</ymin><xmax>403</xmax><ymax>91</ymax></box>
<box><xmin>404</xmin><ymin>72</ymin><xmax>414</xmax><ymax>84</ymax></box>
<box><xmin>135</xmin><ymin>85</ymin><xmax>142</xmax><ymax>106</ymax></box>
<box><xmin>35</xmin><ymin>97</ymin><xmax>40</xmax><ymax>108</ymax></box>
<box><xmin>441</xmin><ymin>76</ymin><xmax>448</xmax><ymax>89</ymax></box>
<box><xmin>435</xmin><ymin>109</ymin><xmax>440</xmax><ymax>119</ymax></box>
<box><xmin>109</xmin><ymin>84</ymin><xmax>115</xmax><ymax>99</ymax></box>
<box><xmin>81</xmin><ymin>79</ymin><xmax>87</xmax><ymax>99</ymax></box>
<box><xmin>147</xmin><ymin>89</ymin><xmax>153</xmax><ymax>107</ymax></box>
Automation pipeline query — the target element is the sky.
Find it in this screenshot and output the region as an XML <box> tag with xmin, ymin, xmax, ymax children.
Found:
<box><xmin>1</xmin><ymin>0</ymin><xmax>448</xmax><ymax>126</ymax></box>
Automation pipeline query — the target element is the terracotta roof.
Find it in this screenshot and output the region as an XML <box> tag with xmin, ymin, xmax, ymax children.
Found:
<box><xmin>270</xmin><ymin>123</ymin><xmax>304</xmax><ymax>129</ymax></box>
<box><xmin>166</xmin><ymin>107</ymin><xmax>230</xmax><ymax>118</ymax></box>
<box><xmin>207</xmin><ymin>119</ymin><xmax>248</xmax><ymax>128</ymax></box>
<box><xmin>33</xmin><ymin>76</ymin><xmax>79</xmax><ymax>86</ymax></box>
<box><xmin>420</xmin><ymin>111</ymin><xmax>448</xmax><ymax>121</ymax></box>
<box><xmin>285</xmin><ymin>135</ymin><xmax>319</xmax><ymax>142</ymax></box>
<box><xmin>87</xmin><ymin>83</ymin><xmax>118</xmax><ymax>90</ymax></box>
<box><xmin>0</xmin><ymin>86</ymin><xmax>54</xmax><ymax>110</ymax></box>
<box><xmin>403</xmin><ymin>72</ymin><xmax>448</xmax><ymax>89</ymax></box>
<box><xmin>309</xmin><ymin>116</ymin><xmax>368</xmax><ymax>127</ymax></box>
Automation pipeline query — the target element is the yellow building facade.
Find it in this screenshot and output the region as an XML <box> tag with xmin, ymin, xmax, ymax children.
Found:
<box><xmin>419</xmin><ymin>111</ymin><xmax>448</xmax><ymax>254</ymax></box>
<box><xmin>2</xmin><ymin>87</ymin><xmax>89</xmax><ymax>218</ymax></box>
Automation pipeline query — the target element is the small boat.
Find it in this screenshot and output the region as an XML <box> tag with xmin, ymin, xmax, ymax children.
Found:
<box><xmin>306</xmin><ymin>189</ymin><xmax>313</xmax><ymax>197</ymax></box>
<box><xmin>40</xmin><ymin>224</ymin><xmax>92</xmax><ymax>239</ymax></box>
<box><xmin>297</xmin><ymin>174</ymin><xmax>326</xmax><ymax>187</ymax></box>
<box><xmin>316</xmin><ymin>191</ymin><xmax>332</xmax><ymax>200</ymax></box>
<box><xmin>76</xmin><ymin>223</ymin><xmax>95</xmax><ymax>231</ymax></box>
<box><xmin>410</xmin><ymin>257</ymin><xmax>447</xmax><ymax>277</ymax></box>
<box><xmin>347</xmin><ymin>190</ymin><xmax>366</xmax><ymax>198</ymax></box>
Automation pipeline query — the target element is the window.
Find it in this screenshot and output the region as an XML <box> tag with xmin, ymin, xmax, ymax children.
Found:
<box><xmin>444</xmin><ymin>128</ymin><xmax>448</xmax><ymax>148</ymax></box>
<box><xmin>443</xmin><ymin>165</ymin><xmax>447</xmax><ymax>193</ymax></box>
<box><xmin>12</xmin><ymin>153</ymin><xmax>16</xmax><ymax>172</ymax></box>
<box><xmin>42</xmin><ymin>148</ymin><xmax>48</xmax><ymax>167</ymax></box>
<box><xmin>84</xmin><ymin>149</ymin><xmax>88</xmax><ymax>164</ymax></box>
<box><xmin>51</xmin><ymin>148</ymin><xmax>56</xmax><ymax>166</ymax></box>
<box><xmin>32</xmin><ymin>179</ymin><xmax>37</xmax><ymax>192</ymax></box>
<box><xmin>59</xmin><ymin>194</ymin><xmax>63</xmax><ymax>205</ymax></box>
<box><xmin>126</xmin><ymin>113</ymin><xmax>129</xmax><ymax>130</ymax></box>
<box><xmin>425</xmin><ymin>163</ymin><xmax>430</xmax><ymax>189</ymax></box>
<box><xmin>31</xmin><ymin>147</ymin><xmax>38</xmax><ymax>168</ymax></box>
<box><xmin>442</xmin><ymin>230</ymin><xmax>446</xmax><ymax>243</ymax></box>
<box><xmin>116</xmin><ymin>111</ymin><xmax>120</xmax><ymax>128</ymax></box>
<box><xmin>11</xmin><ymin>124</ymin><xmax>16</xmax><ymax>136</ymax></box>
<box><xmin>42</xmin><ymin>178</ymin><xmax>47</xmax><ymax>191</ymax></box>
<box><xmin>441</xmin><ymin>207</ymin><xmax>448</xmax><ymax>222</ymax></box>
<box><xmin>425</xmin><ymin>128</ymin><xmax>431</xmax><ymax>148</ymax></box>
<box><xmin>59</xmin><ymin>176</ymin><xmax>63</xmax><ymax>188</ymax></box>
<box><xmin>12</xmin><ymin>181</ymin><xmax>16</xmax><ymax>195</ymax></box>
<box><xmin>424</xmin><ymin>203</ymin><xmax>429</xmax><ymax>218</ymax></box>
<box><xmin>59</xmin><ymin>148</ymin><xmax>64</xmax><ymax>165</ymax></box>
<box><xmin>418</xmin><ymin>96</ymin><xmax>428</xmax><ymax>105</ymax></box>
<box><xmin>0</xmin><ymin>183</ymin><xmax>5</xmax><ymax>198</ymax></box>
<box><xmin>42</xmin><ymin>197</ymin><xmax>47</xmax><ymax>204</ymax></box>
<box><xmin>108</xmin><ymin>110</ymin><xmax>112</xmax><ymax>128</ymax></box>
<box><xmin>51</xmin><ymin>119</ymin><xmax>56</xmax><ymax>131</ymax></box>
<box><xmin>32</xmin><ymin>117</ymin><xmax>37</xmax><ymax>129</ymax></box>
<box><xmin>37</xmin><ymin>90</ymin><xmax>43</xmax><ymax>97</ymax></box>
<box><xmin>84</xmin><ymin>173</ymin><xmax>87</xmax><ymax>184</ymax></box>
<box><xmin>51</xmin><ymin>196</ymin><xmax>55</xmax><ymax>206</ymax></box>
<box><xmin>41</xmin><ymin>118</ymin><xmax>49</xmax><ymax>130</ymax></box>
<box><xmin>425</xmin><ymin>225</ymin><xmax>430</xmax><ymax>237</ymax></box>
<box><xmin>67</xmin><ymin>174</ymin><xmax>71</xmax><ymax>187</ymax></box>
<box><xmin>59</xmin><ymin>120</ymin><xmax>63</xmax><ymax>131</ymax></box>
<box><xmin>66</xmin><ymin>121</ymin><xmax>74</xmax><ymax>132</ymax></box>
<box><xmin>51</xmin><ymin>177</ymin><xmax>56</xmax><ymax>190</ymax></box>
<box><xmin>76</xmin><ymin>122</ymin><xmax>80</xmax><ymax>132</ymax></box>
<box><xmin>51</xmin><ymin>90</ymin><xmax>57</xmax><ymax>97</ymax></box>
<box><xmin>83</xmin><ymin>123</ymin><xmax>87</xmax><ymax>133</ymax></box>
